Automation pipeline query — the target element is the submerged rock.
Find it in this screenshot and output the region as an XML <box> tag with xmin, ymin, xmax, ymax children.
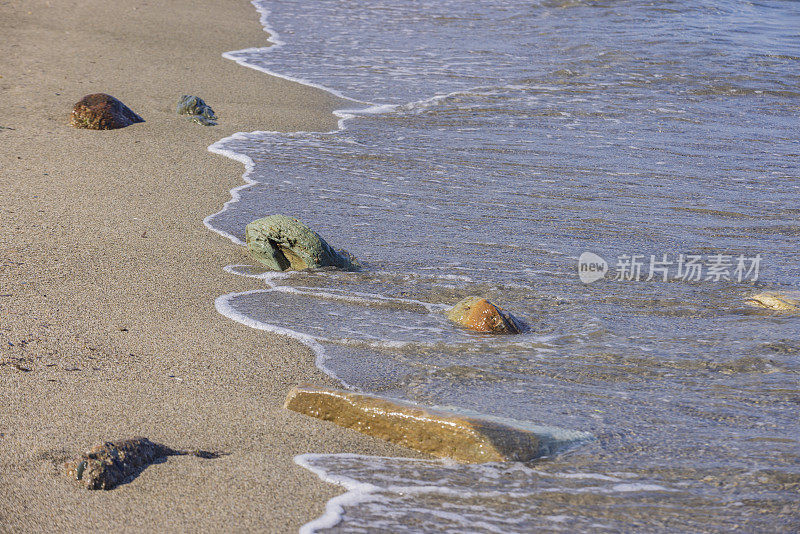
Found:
<box><xmin>746</xmin><ymin>291</ymin><xmax>800</xmax><ymax>314</ymax></box>
<box><xmin>446</xmin><ymin>296</ymin><xmax>522</xmax><ymax>334</ymax></box>
<box><xmin>245</xmin><ymin>215</ymin><xmax>358</xmax><ymax>271</ymax></box>
<box><xmin>285</xmin><ymin>385</ymin><xmax>592</xmax><ymax>463</ymax></box>
<box><xmin>177</xmin><ymin>94</ymin><xmax>217</xmax><ymax>126</ymax></box>
<box><xmin>70</xmin><ymin>93</ymin><xmax>144</xmax><ymax>130</ymax></box>
<box><xmin>64</xmin><ymin>437</ymin><xmax>222</xmax><ymax>490</ymax></box>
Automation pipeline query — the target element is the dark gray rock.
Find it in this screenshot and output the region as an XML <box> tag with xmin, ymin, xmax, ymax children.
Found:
<box><xmin>65</xmin><ymin>437</ymin><xmax>222</xmax><ymax>490</ymax></box>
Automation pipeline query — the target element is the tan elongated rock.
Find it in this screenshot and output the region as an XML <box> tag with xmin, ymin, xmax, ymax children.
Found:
<box><xmin>284</xmin><ymin>385</ymin><xmax>591</xmax><ymax>463</ymax></box>
<box><xmin>245</xmin><ymin>215</ymin><xmax>357</xmax><ymax>271</ymax></box>
<box><xmin>746</xmin><ymin>291</ymin><xmax>800</xmax><ymax>314</ymax></box>
<box><xmin>446</xmin><ymin>296</ymin><xmax>522</xmax><ymax>334</ymax></box>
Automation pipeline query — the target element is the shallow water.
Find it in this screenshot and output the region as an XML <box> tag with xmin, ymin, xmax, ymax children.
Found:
<box><xmin>208</xmin><ymin>0</ymin><xmax>800</xmax><ymax>531</ymax></box>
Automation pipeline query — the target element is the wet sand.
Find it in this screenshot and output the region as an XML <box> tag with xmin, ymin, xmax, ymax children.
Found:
<box><xmin>0</xmin><ymin>0</ymin><xmax>414</xmax><ymax>531</ymax></box>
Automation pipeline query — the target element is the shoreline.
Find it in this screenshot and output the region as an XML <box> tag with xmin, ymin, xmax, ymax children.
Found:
<box><xmin>0</xmin><ymin>0</ymin><xmax>414</xmax><ymax>531</ymax></box>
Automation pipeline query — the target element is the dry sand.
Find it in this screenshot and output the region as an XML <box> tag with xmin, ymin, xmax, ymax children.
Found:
<box><xmin>0</xmin><ymin>0</ymin><xmax>415</xmax><ymax>531</ymax></box>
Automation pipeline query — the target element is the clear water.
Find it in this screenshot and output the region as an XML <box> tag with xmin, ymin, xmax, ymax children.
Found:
<box><xmin>208</xmin><ymin>0</ymin><xmax>800</xmax><ymax>531</ymax></box>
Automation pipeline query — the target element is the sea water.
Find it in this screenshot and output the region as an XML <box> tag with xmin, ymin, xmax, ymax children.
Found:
<box><xmin>207</xmin><ymin>0</ymin><xmax>800</xmax><ymax>531</ymax></box>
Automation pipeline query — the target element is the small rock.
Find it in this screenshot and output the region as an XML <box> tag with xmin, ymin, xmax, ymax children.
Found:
<box><xmin>64</xmin><ymin>437</ymin><xmax>223</xmax><ymax>490</ymax></box>
<box><xmin>245</xmin><ymin>215</ymin><xmax>358</xmax><ymax>271</ymax></box>
<box><xmin>285</xmin><ymin>385</ymin><xmax>592</xmax><ymax>463</ymax></box>
<box><xmin>70</xmin><ymin>93</ymin><xmax>144</xmax><ymax>130</ymax></box>
<box><xmin>177</xmin><ymin>94</ymin><xmax>217</xmax><ymax>126</ymax></box>
<box><xmin>446</xmin><ymin>296</ymin><xmax>522</xmax><ymax>334</ymax></box>
<box><xmin>746</xmin><ymin>291</ymin><xmax>800</xmax><ymax>314</ymax></box>
<box><xmin>65</xmin><ymin>437</ymin><xmax>172</xmax><ymax>490</ymax></box>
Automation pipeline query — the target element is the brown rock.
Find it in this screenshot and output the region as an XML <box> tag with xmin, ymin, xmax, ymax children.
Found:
<box><xmin>284</xmin><ymin>385</ymin><xmax>591</xmax><ymax>463</ymax></box>
<box><xmin>70</xmin><ymin>93</ymin><xmax>144</xmax><ymax>130</ymax></box>
<box><xmin>446</xmin><ymin>296</ymin><xmax>522</xmax><ymax>334</ymax></box>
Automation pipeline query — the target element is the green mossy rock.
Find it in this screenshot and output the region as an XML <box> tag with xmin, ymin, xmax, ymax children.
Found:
<box><xmin>245</xmin><ymin>215</ymin><xmax>358</xmax><ymax>271</ymax></box>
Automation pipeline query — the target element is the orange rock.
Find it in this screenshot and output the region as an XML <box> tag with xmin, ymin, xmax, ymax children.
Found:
<box><xmin>446</xmin><ymin>296</ymin><xmax>522</xmax><ymax>334</ymax></box>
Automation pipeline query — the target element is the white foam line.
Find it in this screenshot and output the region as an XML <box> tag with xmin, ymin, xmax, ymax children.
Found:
<box><xmin>221</xmin><ymin>264</ymin><xmax>291</xmax><ymax>282</ymax></box>
<box><xmin>216</xmin><ymin>267</ymin><xmax>443</xmax><ymax>312</ymax></box>
<box><xmin>228</xmin><ymin>0</ymin><xmax>402</xmax><ymax>123</ymax></box>
<box><xmin>215</xmin><ymin>289</ymin><xmax>356</xmax><ymax>387</ymax></box>
<box><xmin>296</xmin><ymin>453</ymin><xmax>654</xmax><ymax>533</ymax></box>
<box><xmin>295</xmin><ymin>453</ymin><xmax>508</xmax><ymax>533</ymax></box>
<box><xmin>203</xmin><ymin>141</ymin><xmax>255</xmax><ymax>245</ymax></box>
<box><xmin>371</xmin><ymin>269</ymin><xmax>475</xmax><ymax>283</ymax></box>
<box><xmin>550</xmin><ymin>472</ymin><xmax>622</xmax><ymax>482</ymax></box>
<box><xmin>224</xmin><ymin>0</ymin><xmax>357</xmax><ymax>103</ymax></box>
<box><xmin>294</xmin><ymin>454</ymin><xmax>386</xmax><ymax>534</ymax></box>
<box><xmin>287</xmin><ymin>285</ymin><xmax>443</xmax><ymax>312</ymax></box>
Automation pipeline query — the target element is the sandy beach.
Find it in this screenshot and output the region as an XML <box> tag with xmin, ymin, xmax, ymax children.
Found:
<box><xmin>0</xmin><ymin>0</ymin><xmax>414</xmax><ymax>531</ymax></box>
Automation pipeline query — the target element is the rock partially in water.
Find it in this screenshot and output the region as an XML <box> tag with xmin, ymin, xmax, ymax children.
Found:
<box><xmin>285</xmin><ymin>385</ymin><xmax>591</xmax><ymax>463</ymax></box>
<box><xmin>64</xmin><ymin>437</ymin><xmax>223</xmax><ymax>490</ymax></box>
<box><xmin>746</xmin><ymin>291</ymin><xmax>800</xmax><ymax>314</ymax></box>
<box><xmin>70</xmin><ymin>93</ymin><xmax>144</xmax><ymax>130</ymax></box>
<box><xmin>177</xmin><ymin>94</ymin><xmax>217</xmax><ymax>126</ymax></box>
<box><xmin>245</xmin><ymin>215</ymin><xmax>358</xmax><ymax>271</ymax></box>
<box><xmin>446</xmin><ymin>296</ymin><xmax>522</xmax><ymax>334</ymax></box>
